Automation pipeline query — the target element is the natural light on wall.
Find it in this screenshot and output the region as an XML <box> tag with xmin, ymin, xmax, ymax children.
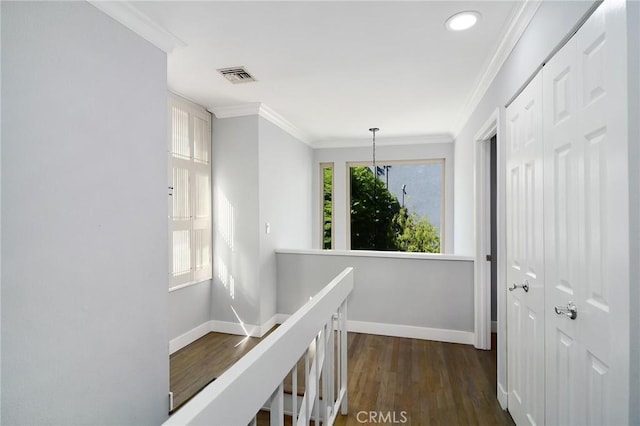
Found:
<box><xmin>169</xmin><ymin>95</ymin><xmax>212</xmax><ymax>290</ymax></box>
<box><xmin>215</xmin><ymin>187</ymin><xmax>236</xmax><ymax>252</ymax></box>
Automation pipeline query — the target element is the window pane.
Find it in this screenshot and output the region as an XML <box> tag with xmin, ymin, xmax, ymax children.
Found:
<box><xmin>172</xmin><ymin>230</ymin><xmax>191</xmax><ymax>276</ymax></box>
<box><xmin>349</xmin><ymin>162</ymin><xmax>442</xmax><ymax>253</ymax></box>
<box><xmin>171</xmin><ymin>106</ymin><xmax>190</xmax><ymax>160</ymax></box>
<box><xmin>193</xmin><ymin>115</ymin><xmax>210</xmax><ymax>164</ymax></box>
<box><xmin>322</xmin><ymin>165</ymin><xmax>333</xmax><ymax>249</ymax></box>
<box><xmin>172</xmin><ymin>166</ymin><xmax>191</xmax><ymax>220</ymax></box>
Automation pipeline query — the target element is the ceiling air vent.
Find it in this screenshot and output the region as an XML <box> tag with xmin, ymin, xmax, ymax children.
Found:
<box><xmin>217</xmin><ymin>66</ymin><xmax>257</xmax><ymax>84</ymax></box>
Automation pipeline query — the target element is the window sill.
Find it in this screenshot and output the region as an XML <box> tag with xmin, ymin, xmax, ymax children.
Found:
<box><xmin>169</xmin><ymin>278</ymin><xmax>212</xmax><ymax>293</ymax></box>
<box><xmin>275</xmin><ymin>249</ymin><xmax>473</xmax><ymax>262</ymax></box>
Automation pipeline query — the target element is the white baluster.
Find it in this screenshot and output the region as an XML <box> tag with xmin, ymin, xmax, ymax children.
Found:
<box><xmin>340</xmin><ymin>300</ymin><xmax>348</xmax><ymax>415</ymax></box>
<box><xmin>270</xmin><ymin>382</ymin><xmax>284</xmax><ymax>426</ymax></box>
<box><xmin>292</xmin><ymin>363</ymin><xmax>298</xmax><ymax>422</ymax></box>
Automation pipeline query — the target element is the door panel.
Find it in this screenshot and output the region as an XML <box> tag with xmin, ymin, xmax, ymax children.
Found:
<box><xmin>543</xmin><ymin>1</ymin><xmax>628</xmax><ymax>424</ymax></box>
<box><xmin>506</xmin><ymin>71</ymin><xmax>544</xmax><ymax>426</ymax></box>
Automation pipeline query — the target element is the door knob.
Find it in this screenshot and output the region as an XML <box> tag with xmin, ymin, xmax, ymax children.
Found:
<box><xmin>509</xmin><ymin>280</ymin><xmax>529</xmax><ymax>292</ymax></box>
<box><xmin>554</xmin><ymin>302</ymin><xmax>577</xmax><ymax>320</ymax></box>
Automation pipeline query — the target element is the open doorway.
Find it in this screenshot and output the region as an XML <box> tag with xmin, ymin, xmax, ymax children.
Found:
<box><xmin>490</xmin><ymin>136</ymin><xmax>497</xmax><ymax>338</ymax></box>
<box><xmin>473</xmin><ymin>108</ymin><xmax>508</xmax><ymax>408</ymax></box>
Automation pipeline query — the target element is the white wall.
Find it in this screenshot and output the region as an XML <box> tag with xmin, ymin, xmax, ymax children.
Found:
<box><xmin>1</xmin><ymin>2</ymin><xmax>168</xmax><ymax>424</ymax></box>
<box><xmin>453</xmin><ymin>1</ymin><xmax>596</xmax><ymax>255</ymax></box>
<box><xmin>313</xmin><ymin>142</ymin><xmax>454</xmax><ymax>252</ymax></box>
<box><xmin>169</xmin><ymin>280</ymin><xmax>211</xmax><ymax>341</ymax></box>
<box><xmin>211</xmin><ymin>115</ymin><xmax>313</xmax><ymax>330</ymax></box>
<box><xmin>211</xmin><ymin>115</ymin><xmax>261</xmax><ymax>326</ymax></box>
<box><xmin>258</xmin><ymin>118</ymin><xmax>313</xmax><ymax>324</ymax></box>
<box><xmin>277</xmin><ymin>251</ymin><xmax>474</xmax><ymax>343</ymax></box>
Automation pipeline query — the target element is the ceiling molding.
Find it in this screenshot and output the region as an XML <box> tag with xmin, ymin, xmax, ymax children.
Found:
<box><xmin>452</xmin><ymin>0</ymin><xmax>542</xmax><ymax>137</ymax></box>
<box><xmin>258</xmin><ymin>104</ymin><xmax>313</xmax><ymax>146</ymax></box>
<box><xmin>88</xmin><ymin>1</ymin><xmax>186</xmax><ymax>54</ymax></box>
<box><xmin>312</xmin><ymin>134</ymin><xmax>454</xmax><ymax>150</ymax></box>
<box><xmin>210</xmin><ymin>103</ymin><xmax>313</xmax><ymax>146</ymax></box>
<box><xmin>210</xmin><ymin>103</ymin><xmax>262</xmax><ymax>118</ymax></box>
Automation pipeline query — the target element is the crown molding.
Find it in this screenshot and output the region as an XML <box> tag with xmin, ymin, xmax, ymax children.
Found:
<box><xmin>452</xmin><ymin>0</ymin><xmax>542</xmax><ymax>137</ymax></box>
<box><xmin>88</xmin><ymin>1</ymin><xmax>186</xmax><ymax>54</ymax></box>
<box><xmin>210</xmin><ymin>103</ymin><xmax>313</xmax><ymax>146</ymax></box>
<box><xmin>258</xmin><ymin>104</ymin><xmax>313</xmax><ymax>146</ymax></box>
<box><xmin>312</xmin><ymin>134</ymin><xmax>453</xmax><ymax>149</ymax></box>
<box><xmin>210</xmin><ymin>103</ymin><xmax>262</xmax><ymax>118</ymax></box>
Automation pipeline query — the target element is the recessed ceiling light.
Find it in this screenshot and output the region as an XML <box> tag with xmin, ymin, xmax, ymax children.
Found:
<box><xmin>445</xmin><ymin>11</ymin><xmax>481</xmax><ymax>31</ymax></box>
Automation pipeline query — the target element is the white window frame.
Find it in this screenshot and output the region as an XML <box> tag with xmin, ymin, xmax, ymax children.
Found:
<box><xmin>168</xmin><ymin>94</ymin><xmax>212</xmax><ymax>290</ymax></box>
<box><xmin>346</xmin><ymin>158</ymin><xmax>446</xmax><ymax>253</ymax></box>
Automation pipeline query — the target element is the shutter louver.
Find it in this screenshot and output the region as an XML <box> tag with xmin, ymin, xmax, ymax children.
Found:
<box><xmin>169</xmin><ymin>95</ymin><xmax>212</xmax><ymax>289</ymax></box>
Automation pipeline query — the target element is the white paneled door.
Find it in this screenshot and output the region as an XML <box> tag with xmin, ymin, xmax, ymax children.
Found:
<box><xmin>506</xmin><ymin>1</ymin><xmax>630</xmax><ymax>425</ymax></box>
<box><xmin>543</xmin><ymin>2</ymin><xmax>629</xmax><ymax>425</ymax></box>
<box><xmin>506</xmin><ymin>71</ymin><xmax>545</xmax><ymax>426</ymax></box>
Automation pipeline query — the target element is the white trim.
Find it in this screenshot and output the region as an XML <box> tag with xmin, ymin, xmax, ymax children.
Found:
<box><xmin>210</xmin><ymin>103</ymin><xmax>261</xmax><ymax>119</ymax></box>
<box><xmin>453</xmin><ymin>0</ymin><xmax>542</xmax><ymax>137</ymax></box>
<box><xmin>210</xmin><ymin>315</ymin><xmax>279</xmax><ymax>338</ymax></box>
<box><xmin>169</xmin><ymin>279</ymin><xmax>210</xmax><ymax>293</ymax></box>
<box><xmin>260</xmin><ymin>314</ymin><xmax>278</xmax><ymax>336</ymax></box>
<box><xmin>210</xmin><ymin>319</ymin><xmax>261</xmax><ymax>337</ymax></box>
<box><xmin>312</xmin><ymin>134</ymin><xmax>453</xmax><ymax>149</ymax></box>
<box><xmin>491</xmin><ymin>321</ymin><xmax>498</xmax><ymax>333</ymax></box>
<box><xmin>347</xmin><ymin>320</ymin><xmax>474</xmax><ymax>345</ymax></box>
<box><xmin>473</xmin><ymin>109</ymin><xmax>499</xmax><ymax>351</ymax></box>
<box><xmin>275</xmin><ymin>314</ymin><xmax>473</xmax><ymax>345</ymax></box>
<box><xmin>276</xmin><ymin>248</ymin><xmax>473</xmax><ymax>262</ymax></box>
<box><xmin>170</xmin><ymin>321</ymin><xmax>211</xmax><ymax>355</ymax></box>
<box><xmin>497</xmin><ymin>383</ymin><xmax>508</xmax><ymax>410</ymax></box>
<box><xmin>258</xmin><ymin>104</ymin><xmax>312</xmax><ymax>146</ymax></box>
<box><xmin>170</xmin><ymin>314</ymin><xmax>475</xmax><ymax>356</ymax></box>
<box><xmin>210</xmin><ymin>102</ymin><xmax>312</xmax><ymax>146</ymax></box>
<box><xmin>88</xmin><ymin>1</ymin><xmax>186</xmax><ymax>54</ymax></box>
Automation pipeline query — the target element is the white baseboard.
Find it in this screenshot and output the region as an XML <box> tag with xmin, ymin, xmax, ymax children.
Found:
<box><xmin>169</xmin><ymin>321</ymin><xmax>211</xmax><ymax>354</ymax></box>
<box><xmin>497</xmin><ymin>382</ymin><xmax>508</xmax><ymax>409</ymax></box>
<box><xmin>491</xmin><ymin>320</ymin><xmax>498</xmax><ymax>333</ymax></box>
<box><xmin>171</xmin><ymin>316</ymin><xmax>475</xmax><ymax>354</ymax></box>
<box><xmin>347</xmin><ymin>320</ymin><xmax>475</xmax><ymax>345</ymax></box>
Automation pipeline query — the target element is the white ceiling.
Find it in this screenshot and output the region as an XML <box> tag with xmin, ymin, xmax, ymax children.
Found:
<box><xmin>130</xmin><ymin>1</ymin><xmax>523</xmax><ymax>145</ymax></box>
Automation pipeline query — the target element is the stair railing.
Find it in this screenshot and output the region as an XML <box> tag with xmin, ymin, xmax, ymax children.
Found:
<box><xmin>164</xmin><ymin>267</ymin><xmax>353</xmax><ymax>426</ymax></box>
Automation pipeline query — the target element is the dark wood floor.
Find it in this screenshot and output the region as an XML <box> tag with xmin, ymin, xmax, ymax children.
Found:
<box><xmin>171</xmin><ymin>332</ymin><xmax>513</xmax><ymax>425</ymax></box>
<box><xmin>170</xmin><ymin>330</ymin><xmax>275</xmax><ymax>412</ymax></box>
<box><xmin>334</xmin><ymin>333</ymin><xmax>513</xmax><ymax>426</ymax></box>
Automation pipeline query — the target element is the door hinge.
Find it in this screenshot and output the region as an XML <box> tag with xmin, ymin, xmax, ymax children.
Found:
<box><xmin>168</xmin><ymin>186</ymin><xmax>174</xmax><ymax>196</ymax></box>
<box><xmin>169</xmin><ymin>391</ymin><xmax>174</xmax><ymax>412</ymax></box>
<box><xmin>486</xmin><ymin>254</ymin><xmax>493</xmax><ymax>261</ymax></box>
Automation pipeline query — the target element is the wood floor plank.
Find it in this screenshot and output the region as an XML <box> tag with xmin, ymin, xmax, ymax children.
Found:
<box><xmin>170</xmin><ymin>331</ymin><xmax>513</xmax><ymax>425</ymax></box>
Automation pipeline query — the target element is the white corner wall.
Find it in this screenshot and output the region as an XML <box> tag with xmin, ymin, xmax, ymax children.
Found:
<box><xmin>453</xmin><ymin>1</ymin><xmax>597</xmax><ymax>255</ymax></box>
<box><xmin>1</xmin><ymin>2</ymin><xmax>169</xmax><ymax>424</ymax></box>
<box><xmin>210</xmin><ymin>114</ymin><xmax>313</xmax><ymax>333</ymax></box>
<box><xmin>258</xmin><ymin>117</ymin><xmax>313</xmax><ymax>324</ymax></box>
<box><xmin>211</xmin><ymin>115</ymin><xmax>261</xmax><ymax>326</ymax></box>
<box><xmin>313</xmin><ymin>142</ymin><xmax>454</xmax><ymax>252</ymax></box>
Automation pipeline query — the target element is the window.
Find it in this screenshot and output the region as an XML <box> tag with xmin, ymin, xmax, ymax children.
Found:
<box><xmin>320</xmin><ymin>163</ymin><xmax>334</xmax><ymax>249</ymax></box>
<box><xmin>169</xmin><ymin>95</ymin><xmax>212</xmax><ymax>289</ymax></box>
<box><xmin>348</xmin><ymin>160</ymin><xmax>444</xmax><ymax>253</ymax></box>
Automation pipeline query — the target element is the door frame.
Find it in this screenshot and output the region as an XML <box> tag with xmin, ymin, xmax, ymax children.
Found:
<box><xmin>473</xmin><ymin>107</ymin><xmax>508</xmax><ymax>408</ymax></box>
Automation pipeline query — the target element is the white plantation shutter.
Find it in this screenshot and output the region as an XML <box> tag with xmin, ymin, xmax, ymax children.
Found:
<box><xmin>169</xmin><ymin>95</ymin><xmax>212</xmax><ymax>288</ymax></box>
